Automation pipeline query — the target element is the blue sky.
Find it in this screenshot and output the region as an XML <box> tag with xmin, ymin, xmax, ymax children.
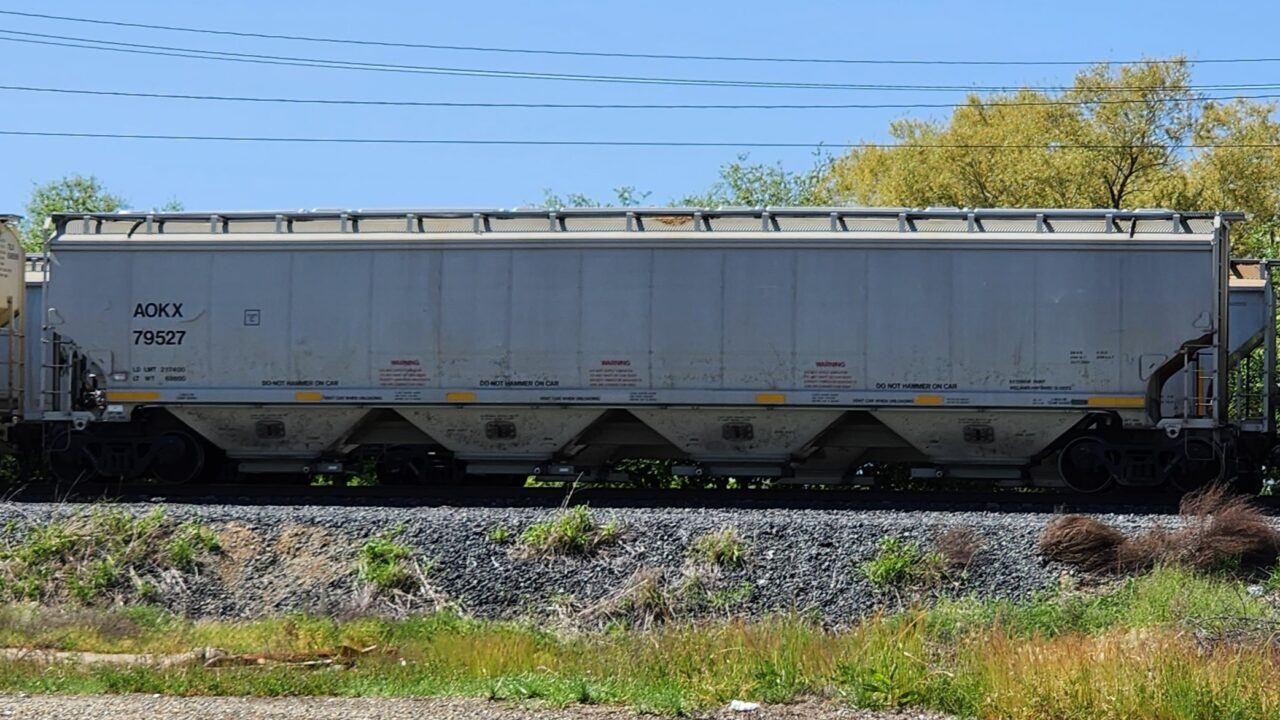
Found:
<box><xmin>0</xmin><ymin>0</ymin><xmax>1276</xmax><ymax>213</ymax></box>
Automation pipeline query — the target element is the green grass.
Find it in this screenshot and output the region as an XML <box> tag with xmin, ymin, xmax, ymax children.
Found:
<box><xmin>924</xmin><ymin>565</ymin><xmax>1273</xmax><ymax>643</ymax></box>
<box><xmin>0</xmin><ymin>566</ymin><xmax>1273</xmax><ymax>718</ymax></box>
<box><xmin>486</xmin><ymin>525</ymin><xmax>514</xmax><ymax>545</ymax></box>
<box><xmin>164</xmin><ymin>521</ymin><xmax>222</xmax><ymax>570</ymax></box>
<box><xmin>356</xmin><ymin>527</ymin><xmax>419</xmax><ymax>593</ymax></box>
<box><xmin>859</xmin><ymin>536</ymin><xmax>947</xmax><ymax>591</ymax></box>
<box><xmin>519</xmin><ymin>506</ymin><xmax>621</xmax><ymax>557</ymax></box>
<box><xmin>687</xmin><ymin>527</ymin><xmax>749</xmax><ymax>569</ymax></box>
<box><xmin>1264</xmin><ymin>563</ymin><xmax>1280</xmax><ymax>593</ymax></box>
<box><xmin>0</xmin><ymin>509</ymin><xmax>220</xmax><ymax>605</ymax></box>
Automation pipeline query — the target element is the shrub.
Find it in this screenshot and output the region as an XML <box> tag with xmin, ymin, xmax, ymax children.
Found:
<box><xmin>357</xmin><ymin>528</ymin><xmax>419</xmax><ymax>593</ymax></box>
<box><xmin>1038</xmin><ymin>515</ymin><xmax>1124</xmax><ymax>573</ymax></box>
<box><xmin>860</xmin><ymin>537</ymin><xmax>946</xmax><ymax>591</ymax></box>
<box><xmin>687</xmin><ymin>527</ymin><xmax>749</xmax><ymax>568</ymax></box>
<box><xmin>1173</xmin><ymin>485</ymin><xmax>1280</xmax><ymax>571</ymax></box>
<box><xmin>935</xmin><ymin>526</ymin><xmax>984</xmax><ymax>571</ymax></box>
<box><xmin>1113</xmin><ymin>524</ymin><xmax>1180</xmax><ymax>572</ymax></box>
<box><xmin>519</xmin><ymin>506</ymin><xmax>621</xmax><ymax>557</ymax></box>
<box><xmin>0</xmin><ymin>508</ymin><xmax>220</xmax><ymax>605</ymax></box>
<box><xmin>0</xmin><ymin>456</ymin><xmax>22</xmax><ymax>484</ymax></box>
<box><xmin>1042</xmin><ymin>486</ymin><xmax>1280</xmax><ymax>575</ymax></box>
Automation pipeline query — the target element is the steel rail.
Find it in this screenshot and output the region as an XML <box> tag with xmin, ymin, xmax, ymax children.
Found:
<box><xmin>2</xmin><ymin>482</ymin><xmax>1260</xmax><ymax>515</ymax></box>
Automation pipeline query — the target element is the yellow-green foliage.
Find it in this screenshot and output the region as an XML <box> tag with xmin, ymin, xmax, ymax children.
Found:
<box><xmin>486</xmin><ymin>525</ymin><xmax>513</xmax><ymax>545</ymax></box>
<box><xmin>357</xmin><ymin>527</ymin><xmax>419</xmax><ymax>593</ymax></box>
<box><xmin>0</xmin><ymin>567</ymin><xmax>1273</xmax><ymax>718</ymax></box>
<box><xmin>860</xmin><ymin>537</ymin><xmax>947</xmax><ymax>591</ymax></box>
<box><xmin>0</xmin><ymin>509</ymin><xmax>219</xmax><ymax>605</ymax></box>
<box><xmin>519</xmin><ymin>506</ymin><xmax>621</xmax><ymax>557</ymax></box>
<box><xmin>818</xmin><ymin>60</ymin><xmax>1280</xmax><ymax>256</ymax></box>
<box><xmin>687</xmin><ymin>527</ymin><xmax>749</xmax><ymax>569</ymax></box>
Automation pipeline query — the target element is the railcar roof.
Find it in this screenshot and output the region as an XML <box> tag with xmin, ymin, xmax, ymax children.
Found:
<box><xmin>50</xmin><ymin>207</ymin><xmax>1243</xmax><ymax>238</ymax></box>
<box><xmin>50</xmin><ymin>207</ymin><xmax>1244</xmax><ymax>220</ymax></box>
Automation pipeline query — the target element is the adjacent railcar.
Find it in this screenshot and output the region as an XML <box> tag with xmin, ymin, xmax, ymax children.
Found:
<box><xmin>30</xmin><ymin>208</ymin><xmax>1277</xmax><ymax>491</ymax></box>
<box><xmin>0</xmin><ymin>216</ymin><xmax>25</xmax><ymax>425</ymax></box>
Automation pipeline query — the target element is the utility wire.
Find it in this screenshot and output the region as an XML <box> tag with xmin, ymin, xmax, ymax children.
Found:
<box><xmin>3</xmin><ymin>130</ymin><xmax>1279</xmax><ymax>149</ymax></box>
<box><xmin>0</xmin><ymin>30</ymin><xmax>1266</xmax><ymax>93</ymax></box>
<box><xmin>0</xmin><ymin>9</ymin><xmax>1274</xmax><ymax>68</ymax></box>
<box><xmin>4</xmin><ymin>83</ymin><xmax>1279</xmax><ymax>110</ymax></box>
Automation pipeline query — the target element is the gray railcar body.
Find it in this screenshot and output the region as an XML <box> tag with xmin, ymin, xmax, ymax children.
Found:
<box><xmin>36</xmin><ymin>207</ymin><xmax>1270</xmax><ymax>485</ymax></box>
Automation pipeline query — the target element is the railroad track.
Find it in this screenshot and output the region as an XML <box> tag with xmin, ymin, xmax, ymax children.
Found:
<box><xmin>2</xmin><ymin>482</ymin><xmax>1263</xmax><ymax>514</ymax></box>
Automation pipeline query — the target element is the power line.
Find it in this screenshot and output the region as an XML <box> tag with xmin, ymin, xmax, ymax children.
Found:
<box><xmin>4</xmin><ymin>83</ymin><xmax>1279</xmax><ymax>110</ymax></box>
<box><xmin>0</xmin><ymin>30</ymin><xmax>1265</xmax><ymax>94</ymax></box>
<box><xmin>0</xmin><ymin>9</ymin><xmax>1274</xmax><ymax>68</ymax></box>
<box><xmin>3</xmin><ymin>129</ymin><xmax>1279</xmax><ymax>149</ymax></box>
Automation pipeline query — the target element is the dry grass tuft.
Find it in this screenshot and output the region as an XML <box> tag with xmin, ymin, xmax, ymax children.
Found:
<box><xmin>575</xmin><ymin>564</ymin><xmax>757</xmax><ymax>628</ymax></box>
<box><xmin>935</xmin><ymin>526</ymin><xmax>984</xmax><ymax>571</ymax></box>
<box><xmin>1173</xmin><ymin>485</ymin><xmax>1280</xmax><ymax>571</ymax></box>
<box><xmin>1113</xmin><ymin>524</ymin><xmax>1179</xmax><ymax>572</ymax></box>
<box><xmin>1038</xmin><ymin>515</ymin><xmax>1124</xmax><ymax>573</ymax></box>
<box><xmin>1043</xmin><ymin>485</ymin><xmax>1280</xmax><ymax>575</ymax></box>
<box><xmin>0</xmin><ymin>605</ymin><xmax>152</xmax><ymax>646</ymax></box>
<box><xmin>579</xmin><ymin>567</ymin><xmax>674</xmax><ymax>629</ymax></box>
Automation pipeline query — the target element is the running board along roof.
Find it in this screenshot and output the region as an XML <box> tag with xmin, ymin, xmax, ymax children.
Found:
<box><xmin>51</xmin><ymin>207</ymin><xmax>1245</xmax><ymax>237</ymax></box>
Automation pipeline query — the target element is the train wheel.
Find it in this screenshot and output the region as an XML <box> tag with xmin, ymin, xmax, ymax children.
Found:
<box><xmin>1164</xmin><ymin>438</ymin><xmax>1223</xmax><ymax>493</ymax></box>
<box><xmin>47</xmin><ymin>430</ymin><xmax>100</xmax><ymax>485</ymax></box>
<box><xmin>150</xmin><ymin>431</ymin><xmax>205</xmax><ymax>485</ymax></box>
<box><xmin>1058</xmin><ymin>437</ymin><xmax>1116</xmax><ymax>493</ymax></box>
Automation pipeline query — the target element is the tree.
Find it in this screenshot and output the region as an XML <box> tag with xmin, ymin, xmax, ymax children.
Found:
<box><xmin>828</xmin><ymin>91</ymin><xmax>1091</xmax><ymax>208</ymax></box>
<box><xmin>679</xmin><ymin>153</ymin><xmax>833</xmax><ymax>207</ymax></box>
<box><xmin>19</xmin><ymin>175</ymin><xmax>182</xmax><ymax>250</ymax></box>
<box><xmin>822</xmin><ymin>58</ymin><xmax>1280</xmax><ymax>255</ymax></box>
<box><xmin>825</xmin><ymin>60</ymin><xmax>1200</xmax><ymax>211</ymax></box>
<box><xmin>1183</xmin><ymin>99</ymin><xmax>1280</xmax><ymax>256</ymax></box>
<box><xmin>1063</xmin><ymin>61</ymin><xmax>1198</xmax><ymax>208</ymax></box>
<box><xmin>22</xmin><ymin>175</ymin><xmax>126</xmax><ymax>250</ymax></box>
<box><xmin>538</xmin><ymin>186</ymin><xmax>650</xmax><ymax>209</ymax></box>
<box><xmin>540</xmin><ymin>153</ymin><xmax>834</xmax><ymax>210</ymax></box>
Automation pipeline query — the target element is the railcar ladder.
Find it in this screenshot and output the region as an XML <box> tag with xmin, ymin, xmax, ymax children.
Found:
<box><xmin>1223</xmin><ymin>260</ymin><xmax>1280</xmax><ymax>433</ymax></box>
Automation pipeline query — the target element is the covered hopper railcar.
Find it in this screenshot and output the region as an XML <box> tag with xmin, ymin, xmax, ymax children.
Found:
<box><xmin>15</xmin><ymin>207</ymin><xmax>1280</xmax><ymax>492</ymax></box>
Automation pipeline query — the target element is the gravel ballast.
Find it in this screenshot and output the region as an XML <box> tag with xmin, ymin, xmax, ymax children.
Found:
<box><xmin>0</xmin><ymin>502</ymin><xmax>1175</xmax><ymax>621</ymax></box>
<box><xmin>0</xmin><ymin>694</ymin><xmax>954</xmax><ymax>720</ymax></box>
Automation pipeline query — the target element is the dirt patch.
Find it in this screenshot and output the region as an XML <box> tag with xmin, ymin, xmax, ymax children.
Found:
<box><xmin>211</xmin><ymin>523</ymin><xmax>357</xmax><ymax>615</ymax></box>
<box><xmin>212</xmin><ymin>522</ymin><xmax>261</xmax><ymax>587</ymax></box>
<box><xmin>273</xmin><ymin>524</ymin><xmax>348</xmax><ymax>587</ymax></box>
